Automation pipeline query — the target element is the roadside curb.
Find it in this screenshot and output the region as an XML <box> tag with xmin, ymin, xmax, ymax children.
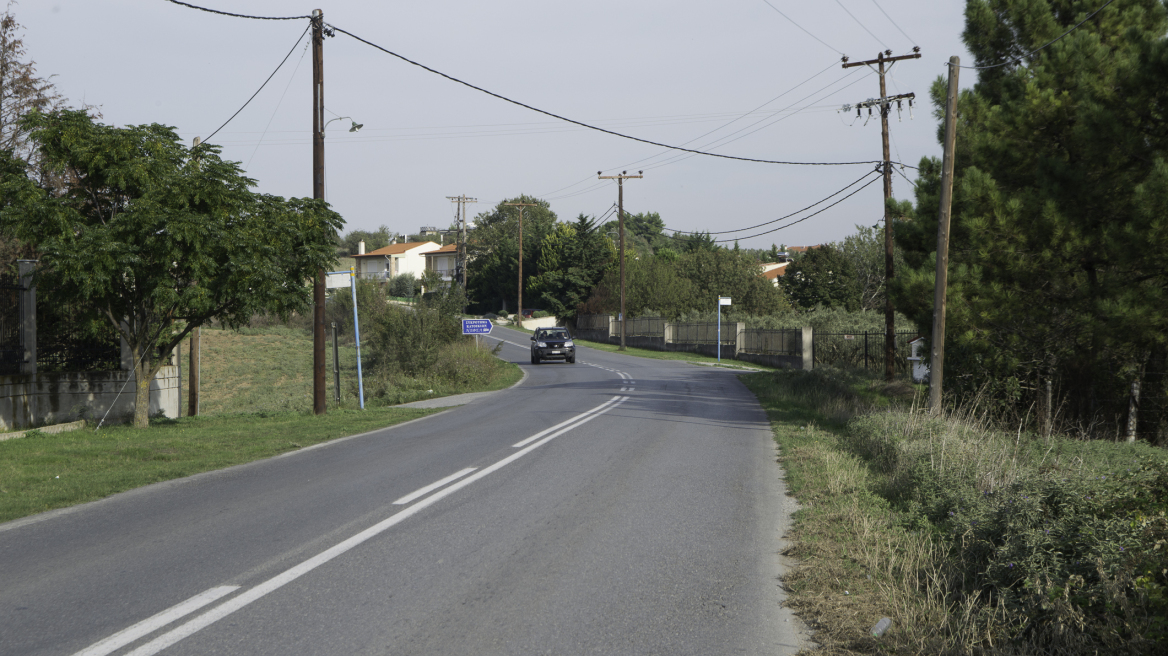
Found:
<box><xmin>0</xmin><ymin>419</ymin><xmax>87</xmax><ymax>442</ymax></box>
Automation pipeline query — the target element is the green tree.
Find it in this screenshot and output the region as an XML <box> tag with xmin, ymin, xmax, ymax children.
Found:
<box><xmin>837</xmin><ymin>223</ymin><xmax>905</xmax><ymax>311</ymax></box>
<box><xmin>781</xmin><ymin>244</ymin><xmax>861</xmax><ymax>311</ymax></box>
<box><xmin>466</xmin><ymin>195</ymin><xmax>557</xmax><ymax>313</ymax></box>
<box><xmin>338</xmin><ymin>225</ymin><xmax>391</xmax><ymax>255</ymax></box>
<box><xmin>526</xmin><ymin>213</ymin><xmax>615</xmax><ymax>321</ymax></box>
<box><xmin>895</xmin><ymin>0</ymin><xmax>1168</xmax><ymax>436</ymax></box>
<box><xmin>682</xmin><ymin>247</ymin><xmax>789</xmax><ymax>316</ymax></box>
<box><xmin>0</xmin><ymin>110</ymin><xmax>342</xmax><ymax>427</ymax></box>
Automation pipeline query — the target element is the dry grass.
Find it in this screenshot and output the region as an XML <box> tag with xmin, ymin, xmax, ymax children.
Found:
<box><xmin>743</xmin><ymin>368</ymin><xmax>1168</xmax><ymax>656</ymax></box>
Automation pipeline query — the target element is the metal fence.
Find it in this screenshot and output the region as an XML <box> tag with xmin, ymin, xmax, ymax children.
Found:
<box><xmin>36</xmin><ymin>299</ymin><xmax>121</xmax><ymax>373</ymax></box>
<box><xmin>576</xmin><ymin>314</ymin><xmax>612</xmax><ymax>331</ymax></box>
<box><xmin>813</xmin><ymin>330</ymin><xmax>918</xmax><ymax>374</ymax></box>
<box><xmin>672</xmin><ymin>322</ymin><xmax>734</xmax><ymax>345</ymax></box>
<box><xmin>741</xmin><ymin>328</ymin><xmax>801</xmax><ymax>356</ymax></box>
<box><xmin>623</xmin><ymin>317</ymin><xmax>666</xmax><ymax>337</ymax></box>
<box><xmin>0</xmin><ymin>273</ymin><xmax>22</xmax><ymax>375</ymax></box>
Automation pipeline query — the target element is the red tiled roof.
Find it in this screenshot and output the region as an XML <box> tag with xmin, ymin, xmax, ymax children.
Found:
<box><xmin>354</xmin><ymin>241</ymin><xmax>439</xmax><ymax>257</ymax></box>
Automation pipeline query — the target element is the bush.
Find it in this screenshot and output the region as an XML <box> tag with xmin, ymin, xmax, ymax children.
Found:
<box><xmin>843</xmin><ymin>408</ymin><xmax>1168</xmax><ymax>651</ymax></box>
<box><xmin>388</xmin><ymin>273</ymin><xmax>417</xmax><ymax>298</ymax></box>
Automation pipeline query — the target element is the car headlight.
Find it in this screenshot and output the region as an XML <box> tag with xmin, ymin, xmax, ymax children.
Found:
<box><xmin>536</xmin><ymin>341</ymin><xmax>547</xmax><ymax>347</ymax></box>
<box><xmin>564</xmin><ymin>341</ymin><xmax>574</xmax><ymax>347</ymax></box>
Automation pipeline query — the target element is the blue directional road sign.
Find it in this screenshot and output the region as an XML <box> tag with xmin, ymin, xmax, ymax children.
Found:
<box><xmin>462</xmin><ymin>319</ymin><xmax>493</xmax><ymax>335</ymax></box>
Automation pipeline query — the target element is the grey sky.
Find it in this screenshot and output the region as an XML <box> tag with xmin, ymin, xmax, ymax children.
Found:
<box><xmin>18</xmin><ymin>1</ymin><xmax>973</xmax><ymax>250</ymax></box>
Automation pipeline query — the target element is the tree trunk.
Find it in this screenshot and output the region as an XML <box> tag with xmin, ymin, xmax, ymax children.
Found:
<box><xmin>133</xmin><ymin>344</ymin><xmax>153</xmax><ymax>428</ymax></box>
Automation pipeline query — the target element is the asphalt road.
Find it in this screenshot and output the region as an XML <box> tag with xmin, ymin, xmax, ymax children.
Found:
<box><xmin>0</xmin><ymin>326</ymin><xmax>805</xmax><ymax>655</ymax></box>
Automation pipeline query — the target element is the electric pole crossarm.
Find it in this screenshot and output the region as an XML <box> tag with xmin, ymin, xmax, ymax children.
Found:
<box><xmin>842</xmin><ymin>52</ymin><xmax>921</xmax><ymax>68</ymax></box>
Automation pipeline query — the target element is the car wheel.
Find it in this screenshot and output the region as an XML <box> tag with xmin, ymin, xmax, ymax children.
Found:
<box><xmin>533</xmin><ymin>353</ymin><xmax>540</xmax><ymax>365</ymax></box>
<box><xmin>567</xmin><ymin>355</ymin><xmax>575</xmax><ymax>364</ymax></box>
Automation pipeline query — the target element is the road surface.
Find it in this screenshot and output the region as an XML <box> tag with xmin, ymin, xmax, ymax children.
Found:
<box><xmin>0</xmin><ymin>326</ymin><xmax>805</xmax><ymax>655</ymax></box>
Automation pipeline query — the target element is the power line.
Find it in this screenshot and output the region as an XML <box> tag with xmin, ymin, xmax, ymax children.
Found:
<box><xmin>164</xmin><ymin>0</ymin><xmax>311</xmax><ymax>21</ymax></box>
<box><xmin>204</xmin><ymin>24</ymin><xmax>309</xmax><ymax>142</ymax></box>
<box><xmin>662</xmin><ymin>169</ymin><xmax>880</xmax><ymax>235</ymax></box>
<box><xmin>960</xmin><ymin>0</ymin><xmax>1116</xmax><ymax>70</ymax></box>
<box><xmin>328</xmin><ymin>23</ymin><xmax>890</xmax><ymax>168</ymax></box>
<box><xmin>246</xmin><ymin>37</ymin><xmax>310</xmax><ymax>169</ymax></box>
<box><xmin>759</xmin><ymin>0</ymin><xmax>844</xmax><ymax>55</ymax></box>
<box><xmin>834</xmin><ymin>0</ymin><xmax>888</xmax><ymax>50</ymax></box>
<box><xmin>710</xmin><ymin>174</ymin><xmax>883</xmax><ymax>242</ymax></box>
<box><xmin>868</xmin><ymin>0</ymin><xmax>917</xmax><ymax>47</ymax></box>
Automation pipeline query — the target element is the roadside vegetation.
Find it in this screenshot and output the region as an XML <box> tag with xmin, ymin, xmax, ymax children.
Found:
<box><xmin>0</xmin><ymin>406</ymin><xmax>438</xmax><ymax>524</ymax></box>
<box><xmin>742</xmin><ymin>368</ymin><xmax>1168</xmax><ymax>655</ymax></box>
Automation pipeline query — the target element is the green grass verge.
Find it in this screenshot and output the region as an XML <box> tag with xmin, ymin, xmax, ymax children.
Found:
<box><xmin>0</xmin><ymin>406</ymin><xmax>437</xmax><ymax>523</ymax></box>
<box><xmin>742</xmin><ymin>367</ymin><xmax>1168</xmax><ymax>655</ymax></box>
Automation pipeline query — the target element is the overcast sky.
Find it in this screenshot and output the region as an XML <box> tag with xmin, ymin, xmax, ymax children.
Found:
<box><xmin>17</xmin><ymin>1</ymin><xmax>974</xmax><ymax>250</ymax></box>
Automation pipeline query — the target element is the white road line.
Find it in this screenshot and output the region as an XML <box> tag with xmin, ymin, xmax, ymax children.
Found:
<box><xmin>71</xmin><ymin>586</ymin><xmax>238</xmax><ymax>656</ymax></box>
<box><xmin>512</xmin><ymin>396</ymin><xmax>623</xmax><ymax>448</ymax></box>
<box><xmin>119</xmin><ymin>396</ymin><xmax>630</xmax><ymax>656</ymax></box>
<box><xmin>393</xmin><ymin>468</ymin><xmax>477</xmax><ymax>505</ymax></box>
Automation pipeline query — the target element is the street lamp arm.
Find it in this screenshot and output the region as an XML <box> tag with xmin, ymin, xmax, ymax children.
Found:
<box><xmin>322</xmin><ymin>116</ymin><xmax>363</xmax><ymax>135</ymax></box>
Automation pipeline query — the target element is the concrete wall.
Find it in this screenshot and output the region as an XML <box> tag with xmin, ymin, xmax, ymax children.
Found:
<box><xmin>0</xmin><ymin>365</ymin><xmax>179</xmax><ymax>430</ymax></box>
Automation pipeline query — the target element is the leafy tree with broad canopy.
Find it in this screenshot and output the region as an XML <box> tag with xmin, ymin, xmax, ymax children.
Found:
<box><xmin>0</xmin><ymin>110</ymin><xmax>343</xmax><ymax>427</ymax></box>
<box><xmin>466</xmin><ymin>195</ymin><xmax>557</xmax><ymax>314</ymax></box>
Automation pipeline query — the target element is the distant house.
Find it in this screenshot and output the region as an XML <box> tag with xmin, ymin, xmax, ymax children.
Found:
<box><xmin>353</xmin><ymin>241</ymin><xmax>440</xmax><ymax>280</ymax></box>
<box><xmin>761</xmin><ymin>262</ymin><xmax>789</xmax><ymax>286</ymax></box>
<box><xmin>423</xmin><ymin>243</ymin><xmax>459</xmax><ymax>289</ymax></box>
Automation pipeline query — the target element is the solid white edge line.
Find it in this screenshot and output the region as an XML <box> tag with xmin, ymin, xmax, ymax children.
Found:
<box><xmin>511</xmin><ymin>396</ymin><xmax>622</xmax><ymax>448</ymax></box>
<box><xmin>123</xmin><ymin>395</ymin><xmax>630</xmax><ymax>656</ymax></box>
<box><xmin>392</xmin><ymin>467</ymin><xmax>477</xmax><ymax>505</ymax></box>
<box><xmin>72</xmin><ymin>585</ymin><xmax>239</xmax><ymax>656</ymax></box>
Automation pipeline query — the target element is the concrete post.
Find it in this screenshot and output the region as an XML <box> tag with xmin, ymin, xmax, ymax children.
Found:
<box><xmin>17</xmin><ymin>260</ymin><xmax>36</xmax><ymax>375</ymax></box>
<box><xmin>664</xmin><ymin>322</ymin><xmax>674</xmax><ymax>345</ymax></box>
<box><xmin>734</xmin><ymin>322</ymin><xmax>744</xmax><ymax>358</ymax></box>
<box><xmin>802</xmin><ymin>326</ymin><xmax>814</xmax><ymax>370</ymax></box>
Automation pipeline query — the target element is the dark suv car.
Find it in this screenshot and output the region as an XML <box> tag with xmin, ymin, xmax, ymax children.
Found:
<box><xmin>530</xmin><ymin>328</ymin><xmax>576</xmax><ymax>364</ymax></box>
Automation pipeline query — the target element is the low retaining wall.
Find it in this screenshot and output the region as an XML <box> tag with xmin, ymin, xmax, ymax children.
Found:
<box><xmin>0</xmin><ymin>366</ymin><xmax>179</xmax><ymax>430</ymax></box>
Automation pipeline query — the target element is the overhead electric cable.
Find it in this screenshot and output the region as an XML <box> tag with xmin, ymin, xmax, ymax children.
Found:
<box><xmin>759</xmin><ymin>0</ymin><xmax>844</xmax><ymax>55</ymax></box>
<box><xmin>246</xmin><ymin>37</ymin><xmax>310</xmax><ymax>169</ymax></box>
<box><xmin>834</xmin><ymin>0</ymin><xmax>888</xmax><ymax>49</ymax></box>
<box><xmin>205</xmin><ymin>24</ymin><xmax>310</xmax><ymax>142</ymax></box>
<box><xmin>642</xmin><ymin>70</ymin><xmax>869</xmax><ymax>172</ymax></box>
<box><xmin>651</xmin><ymin>173</ymin><xmax>882</xmax><ymax>244</ymax></box>
<box><xmin>662</xmin><ymin>170</ymin><xmax>879</xmax><ymax>235</ymax></box>
<box><xmin>329</xmin><ymin>23</ymin><xmax>890</xmax><ymax>167</ymax></box>
<box><xmin>868</xmin><ymin>0</ymin><xmax>917</xmax><ymax>46</ymax></box>
<box><xmin>164</xmin><ymin>0</ymin><xmax>311</xmax><ymax>20</ymax></box>
<box><xmin>961</xmin><ymin>0</ymin><xmax>1115</xmax><ymax>69</ymax></box>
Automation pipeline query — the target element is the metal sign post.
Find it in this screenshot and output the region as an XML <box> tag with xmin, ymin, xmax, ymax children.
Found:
<box><xmin>328</xmin><ymin>269</ymin><xmax>364</xmax><ymax>409</ymax></box>
<box><xmin>717</xmin><ymin>296</ymin><xmax>731</xmax><ymax>364</ymax></box>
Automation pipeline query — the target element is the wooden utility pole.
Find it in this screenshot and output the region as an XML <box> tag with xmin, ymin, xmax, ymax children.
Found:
<box><xmin>188</xmin><ymin>136</ymin><xmax>201</xmax><ymax>417</ymax></box>
<box><xmin>844</xmin><ymin>48</ymin><xmax>920</xmax><ymax>381</ymax></box>
<box><xmin>311</xmin><ymin>8</ymin><xmax>327</xmax><ymax>414</ymax></box>
<box><xmin>929</xmin><ymin>56</ymin><xmax>960</xmax><ymax>413</ymax></box>
<box><xmin>447</xmin><ymin>195</ymin><xmax>477</xmax><ymax>288</ymax></box>
<box><xmin>598</xmin><ymin>170</ymin><xmax>643</xmax><ymax>351</ymax></box>
<box><xmin>503</xmin><ymin>202</ymin><xmax>536</xmax><ymax>330</ymax></box>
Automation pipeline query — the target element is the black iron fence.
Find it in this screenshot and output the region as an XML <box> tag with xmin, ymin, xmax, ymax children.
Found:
<box><xmin>813</xmin><ymin>330</ymin><xmax>919</xmax><ymax>374</ymax></box>
<box><xmin>36</xmin><ymin>301</ymin><xmax>121</xmax><ymax>373</ymax></box>
<box><xmin>0</xmin><ymin>273</ymin><xmax>22</xmax><ymax>375</ymax></box>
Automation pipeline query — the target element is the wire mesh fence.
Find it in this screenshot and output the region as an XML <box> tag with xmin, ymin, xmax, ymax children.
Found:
<box><xmin>623</xmin><ymin>317</ymin><xmax>666</xmax><ymax>337</ymax></box>
<box><xmin>672</xmin><ymin>322</ymin><xmax>733</xmax><ymax>345</ymax></box>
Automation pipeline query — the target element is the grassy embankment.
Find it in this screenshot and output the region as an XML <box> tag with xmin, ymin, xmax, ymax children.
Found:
<box><xmin>0</xmin><ymin>324</ymin><xmax>521</xmax><ymax>523</ymax></box>
<box><xmin>742</xmin><ymin>368</ymin><xmax>1168</xmax><ymax>655</ymax></box>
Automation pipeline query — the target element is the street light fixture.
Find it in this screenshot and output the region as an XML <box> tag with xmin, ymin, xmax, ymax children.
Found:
<box><xmin>322</xmin><ymin>116</ymin><xmax>362</xmax><ymax>133</ymax></box>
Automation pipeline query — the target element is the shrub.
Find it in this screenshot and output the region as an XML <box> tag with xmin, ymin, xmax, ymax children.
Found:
<box><xmin>843</xmin><ymin>408</ymin><xmax>1168</xmax><ymax>651</ymax></box>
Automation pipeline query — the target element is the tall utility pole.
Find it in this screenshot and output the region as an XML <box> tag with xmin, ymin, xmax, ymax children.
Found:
<box><xmin>503</xmin><ymin>202</ymin><xmax>536</xmax><ymax>330</ymax></box>
<box><xmin>311</xmin><ymin>8</ymin><xmax>327</xmax><ymax>414</ymax></box>
<box><xmin>929</xmin><ymin>56</ymin><xmax>960</xmax><ymax>413</ymax></box>
<box><xmin>447</xmin><ymin>194</ymin><xmax>477</xmax><ymax>288</ymax></box>
<box><xmin>598</xmin><ymin>170</ymin><xmax>642</xmax><ymax>351</ymax></box>
<box><xmin>843</xmin><ymin>48</ymin><xmax>920</xmax><ymax>381</ymax></box>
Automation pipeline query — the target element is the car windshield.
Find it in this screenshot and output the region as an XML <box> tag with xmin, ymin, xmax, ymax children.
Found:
<box><xmin>544</xmin><ymin>331</ymin><xmax>569</xmax><ymax>340</ymax></box>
